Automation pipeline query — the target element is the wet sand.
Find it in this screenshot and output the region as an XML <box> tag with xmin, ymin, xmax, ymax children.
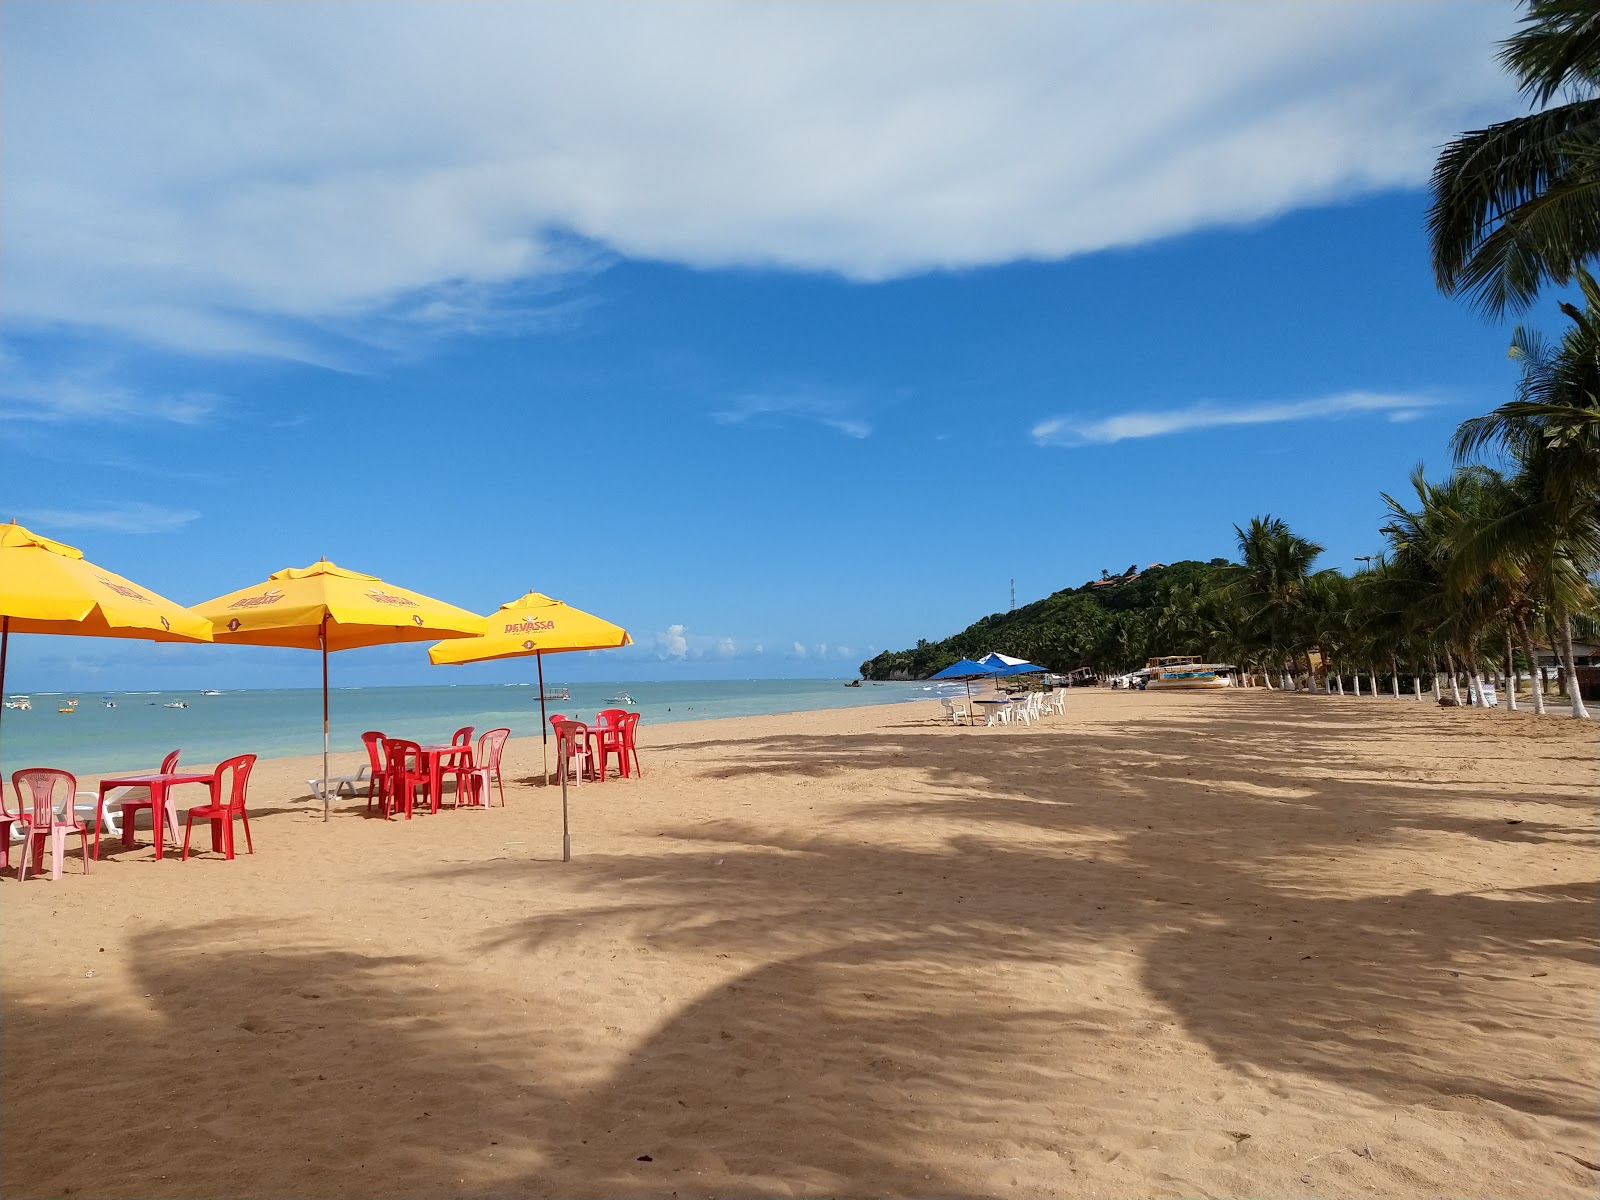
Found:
<box><xmin>2</xmin><ymin>689</ymin><xmax>1596</xmax><ymax>1198</ymax></box>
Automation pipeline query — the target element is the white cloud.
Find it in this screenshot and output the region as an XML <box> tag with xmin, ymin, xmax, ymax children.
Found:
<box><xmin>790</xmin><ymin>641</ymin><xmax>808</xmax><ymax>659</ymax></box>
<box><xmin>0</xmin><ymin>4</ymin><xmax>1516</xmax><ymax>356</ymax></box>
<box><xmin>714</xmin><ymin>637</ymin><xmax>737</xmax><ymax>658</ymax></box>
<box><xmin>18</xmin><ymin>503</ymin><xmax>200</xmax><ymax>534</ymax></box>
<box><xmin>0</xmin><ymin>348</ymin><xmax>218</xmax><ymax>424</ymax></box>
<box><xmin>655</xmin><ymin>624</ymin><xmax>688</xmax><ymax>659</ymax></box>
<box><xmin>836</xmin><ymin>645</ymin><xmax>854</xmax><ymax>659</ymax></box>
<box><xmin>711</xmin><ymin>390</ymin><xmax>872</xmax><ymax>439</ymax></box>
<box><xmin>1030</xmin><ymin>390</ymin><xmax>1439</xmax><ymax>448</ymax></box>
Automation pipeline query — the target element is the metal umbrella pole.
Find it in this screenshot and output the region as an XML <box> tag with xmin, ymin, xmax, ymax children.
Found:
<box><xmin>537</xmin><ymin>651</ymin><xmax>549</xmax><ymax>784</ymax></box>
<box><xmin>0</xmin><ymin>617</ymin><xmax>9</xmax><ymax>766</ymax></box>
<box><xmin>320</xmin><ymin>613</ymin><xmax>331</xmax><ymax>822</ymax></box>
<box><xmin>559</xmin><ymin>734</ymin><xmax>571</xmax><ymax>862</ymax></box>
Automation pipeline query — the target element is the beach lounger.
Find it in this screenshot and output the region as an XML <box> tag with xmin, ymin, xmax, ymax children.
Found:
<box><xmin>307</xmin><ymin>766</ymin><xmax>372</xmax><ymax>801</ymax></box>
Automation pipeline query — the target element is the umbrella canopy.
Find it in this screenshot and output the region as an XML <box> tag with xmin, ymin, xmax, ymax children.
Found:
<box><xmin>1</xmin><ymin>520</ymin><xmax>213</xmax><ymax>641</ymax></box>
<box><xmin>0</xmin><ymin>519</ymin><xmax>214</xmax><ymax>771</ymax></box>
<box><xmin>429</xmin><ymin>590</ymin><xmax>631</xmax><ymax>862</ymax></box>
<box><xmin>979</xmin><ymin>653</ymin><xmax>1047</xmax><ymax>677</ymax></box>
<box><xmin>929</xmin><ymin>658</ymin><xmax>996</xmax><ymax>680</ymax></box>
<box><xmin>190</xmin><ymin>559</ymin><xmax>485</xmax><ymax>817</ymax></box>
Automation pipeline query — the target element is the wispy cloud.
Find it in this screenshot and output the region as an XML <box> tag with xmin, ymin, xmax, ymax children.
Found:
<box><xmin>0</xmin><ymin>349</ymin><xmax>218</xmax><ymax>425</ymax></box>
<box><xmin>712</xmin><ymin>391</ymin><xmax>872</xmax><ymax>439</ymax></box>
<box><xmin>655</xmin><ymin>624</ymin><xmax>688</xmax><ymax>659</ymax></box>
<box><xmin>3</xmin><ymin>4</ymin><xmax>1515</xmax><ymax>356</ymax></box>
<box><xmin>17</xmin><ymin>503</ymin><xmax>200</xmax><ymax>534</ymax></box>
<box><xmin>1030</xmin><ymin>390</ymin><xmax>1440</xmax><ymax>448</ymax></box>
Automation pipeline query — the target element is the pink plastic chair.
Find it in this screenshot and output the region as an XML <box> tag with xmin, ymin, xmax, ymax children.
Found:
<box><xmin>621</xmin><ymin>712</ymin><xmax>643</xmax><ymax>778</ymax></box>
<box><xmin>454</xmin><ymin>727</ymin><xmax>509</xmax><ymax>807</ymax></box>
<box><xmin>550</xmin><ymin>717</ymin><xmax>593</xmax><ymax>786</ymax></box>
<box><xmin>12</xmin><ymin>768</ymin><xmax>90</xmax><ymax>882</ymax></box>
<box><xmin>181</xmin><ymin>754</ymin><xmax>257</xmax><ymax>861</ymax></box>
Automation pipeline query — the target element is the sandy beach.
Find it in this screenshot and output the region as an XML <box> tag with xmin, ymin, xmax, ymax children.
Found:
<box><xmin>2</xmin><ymin>689</ymin><xmax>1596</xmax><ymax>1199</ymax></box>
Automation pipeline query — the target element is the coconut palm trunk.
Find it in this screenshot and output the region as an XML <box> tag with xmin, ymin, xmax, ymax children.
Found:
<box><xmin>1503</xmin><ymin>630</ymin><xmax>1518</xmax><ymax>711</ymax></box>
<box><xmin>1445</xmin><ymin>649</ymin><xmax>1464</xmax><ymax>706</ymax></box>
<box><xmin>1557</xmin><ymin>610</ymin><xmax>1592</xmax><ymax>719</ymax></box>
<box><xmin>1334</xmin><ymin>669</ymin><xmax>1345</xmax><ymax>696</ymax></box>
<box><xmin>1516</xmin><ymin>617</ymin><xmax>1545</xmax><ymax>715</ymax></box>
<box><xmin>1390</xmin><ymin>655</ymin><xmax>1401</xmax><ymax>699</ymax></box>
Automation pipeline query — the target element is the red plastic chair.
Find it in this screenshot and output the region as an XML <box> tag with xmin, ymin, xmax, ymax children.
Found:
<box><xmin>361</xmin><ymin>732</ymin><xmax>388</xmax><ymax>816</ymax></box>
<box><xmin>13</xmin><ymin>768</ymin><xmax>90</xmax><ymax>881</ymax></box>
<box><xmin>0</xmin><ymin>778</ymin><xmax>22</xmax><ymax>872</ymax></box>
<box><xmin>118</xmin><ymin>749</ymin><xmax>181</xmax><ymax>849</ymax></box>
<box><xmin>453</xmin><ymin>727</ymin><xmax>509</xmax><ymax>807</ymax></box>
<box><xmin>381</xmin><ymin>739</ymin><xmax>429</xmax><ymax>820</ymax></box>
<box><xmin>182</xmin><ymin>755</ymin><xmax>257</xmax><ymax>861</ymax></box>
<box><xmin>621</xmin><ymin>712</ymin><xmax>643</xmax><ymax>778</ymax></box>
<box><xmin>549</xmin><ymin>717</ymin><xmax>593</xmax><ymax>786</ymax></box>
<box><xmin>593</xmin><ymin>710</ymin><xmax>629</xmax><ymax>780</ymax></box>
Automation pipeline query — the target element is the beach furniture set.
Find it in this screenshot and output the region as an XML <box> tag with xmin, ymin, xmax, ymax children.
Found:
<box><xmin>548</xmin><ymin>709</ymin><xmax>643</xmax><ymax>785</ymax></box>
<box><xmin>943</xmin><ymin>688</ymin><xmax>1067</xmax><ymax>727</ymax></box>
<box><xmin>3</xmin><ymin>749</ymin><xmax>258</xmax><ymax>880</ymax></box>
<box><xmin>359</xmin><ymin>725</ymin><xmax>511</xmax><ymax>820</ymax></box>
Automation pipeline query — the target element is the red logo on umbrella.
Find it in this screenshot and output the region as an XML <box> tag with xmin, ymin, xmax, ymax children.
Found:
<box><xmin>159</xmin><ymin>615</ymin><xmax>170</xmax><ymax>631</ymax></box>
<box><xmin>412</xmin><ymin>614</ymin><xmax>424</xmax><ymax>626</ymax></box>
<box><xmin>522</xmin><ymin>639</ymin><xmax>535</xmax><ymax>650</ymax></box>
<box><xmin>227</xmin><ymin>618</ymin><xmax>242</xmax><ymax>632</ymax></box>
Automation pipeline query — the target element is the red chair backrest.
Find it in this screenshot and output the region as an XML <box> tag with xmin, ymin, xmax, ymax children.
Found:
<box><xmin>159</xmin><ymin>749</ymin><xmax>181</xmax><ymax>774</ymax></box>
<box><xmin>596</xmin><ymin>708</ymin><xmax>627</xmax><ymax>728</ymax></box>
<box><xmin>361</xmin><ymin>732</ymin><xmax>387</xmax><ymax>774</ymax></box>
<box><xmin>211</xmin><ymin>755</ymin><xmax>256</xmax><ymax>811</ymax></box>
<box><xmin>478</xmin><ymin>728</ymin><xmax>510</xmax><ymax>773</ymax></box>
<box><xmin>384</xmin><ymin>739</ymin><xmax>424</xmax><ymax>775</ymax></box>
<box><xmin>12</xmin><ymin>769</ymin><xmax>74</xmax><ymax>827</ymax></box>
<box><xmin>452</xmin><ymin>726</ymin><xmax>474</xmax><ymax>747</ymax></box>
<box><xmin>622</xmin><ymin>712</ymin><xmax>641</xmax><ymax>742</ymax></box>
<box><xmin>549</xmin><ymin>718</ymin><xmax>587</xmax><ymax>750</ymax></box>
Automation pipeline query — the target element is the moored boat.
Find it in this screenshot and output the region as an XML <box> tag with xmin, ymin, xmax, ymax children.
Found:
<box><xmin>5</xmin><ymin>695</ymin><xmax>30</xmax><ymax>711</ymax></box>
<box><xmin>1141</xmin><ymin>655</ymin><xmax>1235</xmax><ymax>690</ymax></box>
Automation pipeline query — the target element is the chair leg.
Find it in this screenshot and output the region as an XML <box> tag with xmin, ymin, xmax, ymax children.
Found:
<box><xmin>182</xmin><ymin>813</ymin><xmax>195</xmax><ymax>861</ymax></box>
<box><xmin>77</xmin><ymin>828</ymin><xmax>91</xmax><ymax>874</ymax></box>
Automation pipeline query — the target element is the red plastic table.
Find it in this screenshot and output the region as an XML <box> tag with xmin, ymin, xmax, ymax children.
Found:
<box><xmin>418</xmin><ymin>745</ymin><xmax>472</xmax><ymax>813</ymax></box>
<box><xmin>96</xmin><ymin>771</ymin><xmax>216</xmax><ymax>861</ymax></box>
<box><xmin>586</xmin><ymin>717</ymin><xmax>630</xmax><ymax>780</ymax></box>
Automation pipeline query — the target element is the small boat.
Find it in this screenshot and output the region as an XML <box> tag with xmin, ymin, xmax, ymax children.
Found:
<box><xmin>102</xmin><ymin>696</ymin><xmax>118</xmax><ymax>708</ymax></box>
<box><xmin>58</xmin><ymin>698</ymin><xmax>79</xmax><ymax>714</ymax></box>
<box><xmin>163</xmin><ymin>700</ymin><xmax>189</xmax><ymax>709</ymax></box>
<box><xmin>844</xmin><ymin>680</ymin><xmax>862</xmax><ymax>687</ymax></box>
<box><xmin>607</xmin><ymin>691</ymin><xmax>636</xmax><ymax>705</ymax></box>
<box><xmin>1140</xmin><ymin>655</ymin><xmax>1236</xmax><ymax>691</ymax></box>
<box><xmin>540</xmin><ymin>686</ymin><xmax>570</xmax><ymax>702</ymax></box>
<box><xmin>5</xmin><ymin>695</ymin><xmax>30</xmax><ymax>711</ymax></box>
<box><xmin>201</xmin><ymin>689</ymin><xmax>223</xmax><ymax>696</ymax></box>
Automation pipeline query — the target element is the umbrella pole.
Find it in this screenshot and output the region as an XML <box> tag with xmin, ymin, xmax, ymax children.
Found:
<box><xmin>321</xmin><ymin>616</ymin><xmax>330</xmax><ymax>823</ymax></box>
<box><xmin>964</xmin><ymin>677</ymin><xmax>972</xmax><ymax>725</ymax></box>
<box><xmin>537</xmin><ymin>651</ymin><xmax>548</xmax><ymax>784</ymax></box>
<box><xmin>559</xmin><ymin>733</ymin><xmax>570</xmax><ymax>862</ymax></box>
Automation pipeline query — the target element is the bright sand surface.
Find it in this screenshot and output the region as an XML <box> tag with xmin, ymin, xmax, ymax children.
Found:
<box><xmin>2</xmin><ymin>690</ymin><xmax>1596</xmax><ymax>1199</ymax></box>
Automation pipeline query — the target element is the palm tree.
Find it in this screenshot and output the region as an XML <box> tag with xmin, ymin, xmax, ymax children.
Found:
<box><xmin>1224</xmin><ymin>516</ymin><xmax>1326</xmax><ymax>691</ymax></box>
<box><xmin>1428</xmin><ymin>0</ymin><xmax>1600</xmax><ymax>316</ymax></box>
<box><xmin>1452</xmin><ymin>293</ymin><xmax>1600</xmax><ymax>718</ymax></box>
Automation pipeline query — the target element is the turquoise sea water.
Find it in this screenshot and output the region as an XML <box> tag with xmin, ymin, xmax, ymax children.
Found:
<box><xmin>0</xmin><ymin>679</ymin><xmax>949</xmax><ymax>775</ymax></box>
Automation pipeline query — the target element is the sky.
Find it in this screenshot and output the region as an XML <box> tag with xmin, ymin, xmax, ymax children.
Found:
<box><xmin>0</xmin><ymin>1</ymin><xmax>1570</xmax><ymax>689</ymax></box>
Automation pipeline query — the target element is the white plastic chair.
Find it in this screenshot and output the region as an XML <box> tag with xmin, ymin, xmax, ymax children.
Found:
<box><xmin>307</xmin><ymin>766</ymin><xmax>371</xmax><ymax>801</ymax></box>
<box><xmin>73</xmin><ymin>790</ymin><xmax>122</xmax><ymax>837</ymax></box>
<box><xmin>940</xmin><ymin>698</ymin><xmax>971</xmax><ymax>726</ymax></box>
<box><xmin>1010</xmin><ymin>697</ymin><xmax>1032</xmax><ymax>727</ymax></box>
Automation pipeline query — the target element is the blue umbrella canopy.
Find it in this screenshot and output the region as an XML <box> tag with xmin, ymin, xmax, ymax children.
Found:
<box><xmin>930</xmin><ymin>657</ymin><xmax>995</xmax><ymax>680</ymax></box>
<box><xmin>978</xmin><ymin>652</ymin><xmax>1045</xmax><ymax>675</ymax></box>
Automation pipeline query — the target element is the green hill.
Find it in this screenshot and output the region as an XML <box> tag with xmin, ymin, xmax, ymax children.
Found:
<box><xmin>858</xmin><ymin>559</ymin><xmax>1226</xmax><ymax>680</ymax></box>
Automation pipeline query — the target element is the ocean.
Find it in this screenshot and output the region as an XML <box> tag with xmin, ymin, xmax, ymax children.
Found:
<box><xmin>0</xmin><ymin>678</ymin><xmax>954</xmax><ymax>775</ymax></box>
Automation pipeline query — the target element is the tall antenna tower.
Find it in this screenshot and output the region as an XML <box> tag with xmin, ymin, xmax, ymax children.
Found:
<box><xmin>1010</xmin><ymin>578</ymin><xmax>1016</xmax><ymax>611</ymax></box>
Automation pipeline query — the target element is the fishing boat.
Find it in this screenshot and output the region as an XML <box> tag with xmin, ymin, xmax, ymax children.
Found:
<box><xmin>1140</xmin><ymin>655</ymin><xmax>1235</xmax><ymax>691</ymax></box>
<box><xmin>201</xmin><ymin>689</ymin><xmax>223</xmax><ymax>696</ymax></box>
<box><xmin>58</xmin><ymin>698</ymin><xmax>79</xmax><ymax>714</ymax></box>
<box><xmin>102</xmin><ymin>696</ymin><xmax>117</xmax><ymax>708</ymax></box>
<box><xmin>5</xmin><ymin>695</ymin><xmax>30</xmax><ymax>711</ymax></box>
<box><xmin>607</xmin><ymin>691</ymin><xmax>636</xmax><ymax>706</ymax></box>
<box><xmin>163</xmin><ymin>700</ymin><xmax>189</xmax><ymax>709</ymax></box>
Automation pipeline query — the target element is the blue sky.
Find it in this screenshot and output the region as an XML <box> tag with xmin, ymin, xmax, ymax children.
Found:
<box><xmin>0</xmin><ymin>2</ymin><xmax>1567</xmax><ymax>688</ymax></box>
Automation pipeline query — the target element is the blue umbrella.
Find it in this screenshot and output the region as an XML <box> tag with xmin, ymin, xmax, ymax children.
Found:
<box><xmin>978</xmin><ymin>652</ymin><xmax>1046</xmax><ymax>676</ymax></box>
<box><xmin>929</xmin><ymin>657</ymin><xmax>1000</xmax><ymax>722</ymax></box>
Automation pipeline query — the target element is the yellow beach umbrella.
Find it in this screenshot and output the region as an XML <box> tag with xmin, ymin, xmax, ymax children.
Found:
<box><xmin>0</xmin><ymin>519</ymin><xmax>213</xmax><ymax>768</ymax></box>
<box><xmin>190</xmin><ymin>559</ymin><xmax>486</xmax><ymax>818</ymax></box>
<box><xmin>428</xmin><ymin>590</ymin><xmax>630</xmax><ymax>859</ymax></box>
